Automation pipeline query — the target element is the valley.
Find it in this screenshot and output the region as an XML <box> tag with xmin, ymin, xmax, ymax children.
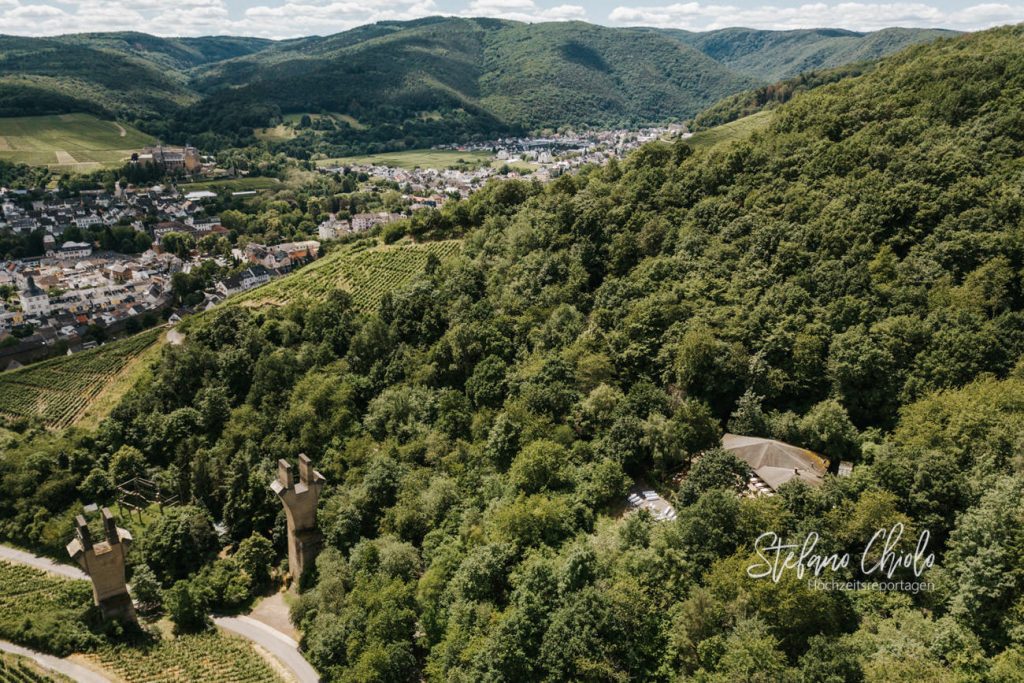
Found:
<box><xmin>0</xmin><ymin>16</ymin><xmax>1022</xmax><ymax>683</ymax></box>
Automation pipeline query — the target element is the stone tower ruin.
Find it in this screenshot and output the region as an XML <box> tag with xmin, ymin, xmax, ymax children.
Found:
<box><xmin>271</xmin><ymin>454</ymin><xmax>326</xmax><ymax>583</ymax></box>
<box><xmin>66</xmin><ymin>507</ymin><xmax>135</xmax><ymax>621</ymax></box>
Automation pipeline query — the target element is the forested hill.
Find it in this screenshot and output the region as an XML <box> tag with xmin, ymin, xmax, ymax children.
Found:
<box><xmin>0</xmin><ymin>33</ymin><xmax>270</xmax><ymax>120</ymax></box>
<box><xmin>0</xmin><ymin>19</ymin><xmax>952</xmax><ymax>152</ymax></box>
<box><xmin>2</xmin><ymin>22</ymin><xmax>1021</xmax><ymax>681</ymax></box>
<box><xmin>174</xmin><ymin>18</ymin><xmax>757</xmax><ymax>147</ymax></box>
<box><xmin>666</xmin><ymin>26</ymin><xmax>958</xmax><ymax>81</ymax></box>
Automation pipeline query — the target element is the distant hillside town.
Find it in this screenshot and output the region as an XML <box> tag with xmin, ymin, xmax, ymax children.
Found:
<box><xmin>318</xmin><ymin>125</ymin><xmax>687</xmax><ymax>199</ymax></box>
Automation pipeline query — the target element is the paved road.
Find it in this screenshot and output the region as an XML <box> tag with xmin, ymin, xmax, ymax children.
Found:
<box><xmin>0</xmin><ymin>639</ymin><xmax>112</xmax><ymax>683</ymax></box>
<box><xmin>215</xmin><ymin>616</ymin><xmax>319</xmax><ymax>683</ymax></box>
<box><xmin>0</xmin><ymin>544</ymin><xmax>86</xmax><ymax>580</ymax></box>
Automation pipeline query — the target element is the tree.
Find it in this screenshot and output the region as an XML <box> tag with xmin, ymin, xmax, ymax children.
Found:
<box><xmin>508</xmin><ymin>440</ymin><xmax>569</xmax><ymax>494</ymax></box>
<box><xmin>108</xmin><ymin>445</ymin><xmax>147</xmax><ymax>486</ymax></box>
<box><xmin>164</xmin><ymin>579</ymin><xmax>210</xmax><ymax>633</ymax></box>
<box><xmin>160</xmin><ymin>231</ymin><xmax>196</xmax><ymax>259</ymax></box>
<box><xmin>235</xmin><ymin>533</ymin><xmax>275</xmax><ymax>589</ymax></box>
<box><xmin>677</xmin><ymin>449</ymin><xmax>749</xmax><ymax>506</ymax></box>
<box><xmin>141</xmin><ymin>505</ymin><xmax>218</xmax><ymax>585</ymax></box>
<box><xmin>943</xmin><ymin>476</ymin><xmax>1024</xmax><ymax>649</ymax></box>
<box><xmin>130</xmin><ymin>564</ymin><xmax>163</xmax><ymax>612</ymax></box>
<box><xmin>797</xmin><ymin>399</ymin><xmax>860</xmax><ymax>464</ymax></box>
<box><xmin>672</xmin><ymin>327</ymin><xmax>747</xmax><ymax>418</ymax></box>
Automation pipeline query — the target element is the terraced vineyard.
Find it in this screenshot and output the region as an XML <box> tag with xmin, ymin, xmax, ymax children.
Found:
<box><xmin>84</xmin><ymin>633</ymin><xmax>280</xmax><ymax>683</ymax></box>
<box><xmin>0</xmin><ymin>652</ymin><xmax>67</xmax><ymax>682</ymax></box>
<box><xmin>0</xmin><ymin>560</ymin><xmax>98</xmax><ymax>655</ymax></box>
<box><xmin>233</xmin><ymin>239</ymin><xmax>463</xmax><ymax>312</ymax></box>
<box><xmin>0</xmin><ymin>562</ymin><xmax>282</xmax><ymax>683</ymax></box>
<box><xmin>0</xmin><ymin>328</ymin><xmax>162</xmax><ymax>428</ymax></box>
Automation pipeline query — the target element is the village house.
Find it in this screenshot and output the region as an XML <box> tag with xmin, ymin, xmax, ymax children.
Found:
<box><xmin>18</xmin><ymin>277</ymin><xmax>51</xmax><ymax>316</ymax></box>
<box><xmin>350</xmin><ymin>212</ymin><xmax>403</xmax><ymax>232</ymax></box>
<box><xmin>216</xmin><ymin>265</ymin><xmax>272</xmax><ymax>296</ymax></box>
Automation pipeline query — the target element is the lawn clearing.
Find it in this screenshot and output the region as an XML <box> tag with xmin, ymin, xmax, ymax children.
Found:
<box><xmin>179</xmin><ymin>177</ymin><xmax>282</xmax><ymax>193</ymax></box>
<box><xmin>684</xmin><ymin>111</ymin><xmax>773</xmax><ymax>151</ymax></box>
<box><xmin>318</xmin><ymin>149</ymin><xmax>493</xmax><ymax>170</ymax></box>
<box><xmin>0</xmin><ymin>114</ymin><xmax>157</xmax><ymax>170</ymax></box>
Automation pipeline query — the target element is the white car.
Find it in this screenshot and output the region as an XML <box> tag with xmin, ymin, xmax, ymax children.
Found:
<box><xmin>643</xmin><ymin>491</ymin><xmax>658</xmax><ymax>501</ymax></box>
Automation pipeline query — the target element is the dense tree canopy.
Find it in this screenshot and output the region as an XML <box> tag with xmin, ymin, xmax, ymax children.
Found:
<box><xmin>2</xmin><ymin>23</ymin><xmax>1024</xmax><ymax>681</ymax></box>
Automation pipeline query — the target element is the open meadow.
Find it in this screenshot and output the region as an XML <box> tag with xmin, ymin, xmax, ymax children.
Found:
<box><xmin>684</xmin><ymin>110</ymin><xmax>773</xmax><ymax>150</ymax></box>
<box><xmin>0</xmin><ymin>114</ymin><xmax>156</xmax><ymax>171</ymax></box>
<box><xmin>179</xmin><ymin>177</ymin><xmax>282</xmax><ymax>193</ymax></box>
<box><xmin>317</xmin><ymin>148</ymin><xmax>493</xmax><ymax>170</ymax></box>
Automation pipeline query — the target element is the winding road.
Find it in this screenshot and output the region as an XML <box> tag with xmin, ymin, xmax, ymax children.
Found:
<box><xmin>0</xmin><ymin>544</ymin><xmax>319</xmax><ymax>683</ymax></box>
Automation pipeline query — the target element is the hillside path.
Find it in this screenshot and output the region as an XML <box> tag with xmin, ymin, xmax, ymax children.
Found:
<box><xmin>0</xmin><ymin>639</ymin><xmax>113</xmax><ymax>683</ymax></box>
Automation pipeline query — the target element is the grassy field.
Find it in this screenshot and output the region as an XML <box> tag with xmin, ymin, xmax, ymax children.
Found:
<box><xmin>179</xmin><ymin>177</ymin><xmax>282</xmax><ymax>193</ymax></box>
<box><xmin>0</xmin><ymin>561</ymin><xmax>283</xmax><ymax>683</ymax></box>
<box><xmin>227</xmin><ymin>239</ymin><xmax>463</xmax><ymax>313</ymax></box>
<box><xmin>0</xmin><ymin>327</ymin><xmax>163</xmax><ymax>429</ymax></box>
<box><xmin>0</xmin><ymin>114</ymin><xmax>156</xmax><ymax>171</ymax></box>
<box><xmin>685</xmin><ymin>111</ymin><xmax>773</xmax><ymax>151</ymax></box>
<box><xmin>253</xmin><ymin>124</ymin><xmax>297</xmax><ymax>142</ymax></box>
<box><xmin>256</xmin><ymin>112</ymin><xmax>368</xmax><ymax>141</ymax></box>
<box><xmin>317</xmin><ymin>149</ymin><xmax>493</xmax><ymax>170</ymax></box>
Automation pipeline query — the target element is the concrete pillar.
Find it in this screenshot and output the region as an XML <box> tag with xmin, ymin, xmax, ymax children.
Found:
<box><xmin>66</xmin><ymin>507</ymin><xmax>135</xmax><ymax>622</ymax></box>
<box><xmin>271</xmin><ymin>454</ymin><xmax>326</xmax><ymax>583</ymax></box>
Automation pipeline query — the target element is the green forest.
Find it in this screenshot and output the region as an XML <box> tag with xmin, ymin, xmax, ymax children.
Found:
<box><xmin>2</xmin><ymin>21</ymin><xmax>1024</xmax><ymax>682</ymax></box>
<box><xmin>0</xmin><ymin>20</ymin><xmax>949</xmax><ymax>156</ymax></box>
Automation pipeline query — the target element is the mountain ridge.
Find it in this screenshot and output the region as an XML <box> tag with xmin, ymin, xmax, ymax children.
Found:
<box><xmin>0</xmin><ymin>19</ymin><xmax>959</xmax><ymax>153</ymax></box>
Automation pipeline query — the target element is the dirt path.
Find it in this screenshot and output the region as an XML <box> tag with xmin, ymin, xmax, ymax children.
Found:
<box><xmin>112</xmin><ymin>122</ymin><xmax>127</xmax><ymax>137</ymax></box>
<box><xmin>248</xmin><ymin>591</ymin><xmax>299</xmax><ymax>640</ymax></box>
<box><xmin>0</xmin><ymin>639</ymin><xmax>113</xmax><ymax>683</ymax></box>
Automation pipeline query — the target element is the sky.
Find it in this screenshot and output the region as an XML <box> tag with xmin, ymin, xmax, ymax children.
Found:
<box><xmin>0</xmin><ymin>0</ymin><xmax>1021</xmax><ymax>38</ymax></box>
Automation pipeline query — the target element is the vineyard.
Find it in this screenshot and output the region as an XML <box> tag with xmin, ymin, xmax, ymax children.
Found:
<box><xmin>0</xmin><ymin>652</ymin><xmax>68</xmax><ymax>683</ymax></box>
<box><xmin>0</xmin><ymin>562</ymin><xmax>284</xmax><ymax>683</ymax></box>
<box><xmin>84</xmin><ymin>633</ymin><xmax>281</xmax><ymax>683</ymax></box>
<box><xmin>0</xmin><ymin>328</ymin><xmax>162</xmax><ymax>429</ymax></box>
<box><xmin>232</xmin><ymin>239</ymin><xmax>463</xmax><ymax>312</ymax></box>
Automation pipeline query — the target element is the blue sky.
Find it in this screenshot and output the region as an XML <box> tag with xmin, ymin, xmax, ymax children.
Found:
<box><xmin>1</xmin><ymin>0</ymin><xmax>1021</xmax><ymax>38</ymax></box>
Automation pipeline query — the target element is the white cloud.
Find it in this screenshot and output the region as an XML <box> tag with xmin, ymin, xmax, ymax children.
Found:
<box><xmin>607</xmin><ymin>1</ymin><xmax>1024</xmax><ymax>31</ymax></box>
<box><xmin>461</xmin><ymin>0</ymin><xmax>586</xmax><ymax>21</ymax></box>
<box><xmin>0</xmin><ymin>0</ymin><xmax>590</xmax><ymax>37</ymax></box>
<box><xmin>0</xmin><ymin>0</ymin><xmax>1020</xmax><ymax>38</ymax></box>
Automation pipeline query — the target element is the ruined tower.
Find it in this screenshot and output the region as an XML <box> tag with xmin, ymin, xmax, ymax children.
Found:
<box><xmin>66</xmin><ymin>507</ymin><xmax>135</xmax><ymax>621</ymax></box>
<box><xmin>271</xmin><ymin>454</ymin><xmax>326</xmax><ymax>582</ymax></box>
